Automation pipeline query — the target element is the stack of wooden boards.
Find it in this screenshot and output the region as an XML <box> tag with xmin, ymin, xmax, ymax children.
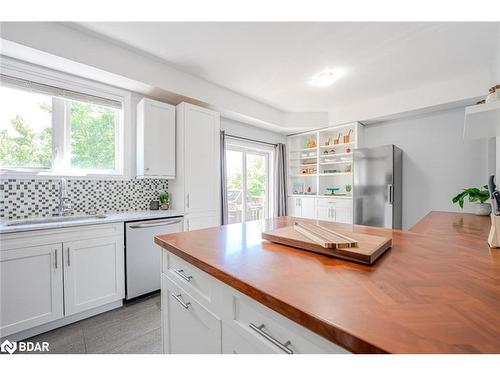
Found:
<box><xmin>262</xmin><ymin>221</ymin><xmax>392</xmax><ymax>265</ymax></box>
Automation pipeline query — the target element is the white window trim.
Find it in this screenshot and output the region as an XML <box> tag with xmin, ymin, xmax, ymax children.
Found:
<box><xmin>0</xmin><ymin>56</ymin><xmax>132</xmax><ymax>179</ymax></box>
<box><xmin>226</xmin><ymin>138</ymin><xmax>275</xmax><ymax>221</ymax></box>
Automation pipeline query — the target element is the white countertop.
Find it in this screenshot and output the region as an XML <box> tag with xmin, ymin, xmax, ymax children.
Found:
<box><xmin>0</xmin><ymin>210</ymin><xmax>184</xmax><ymax>234</ymax></box>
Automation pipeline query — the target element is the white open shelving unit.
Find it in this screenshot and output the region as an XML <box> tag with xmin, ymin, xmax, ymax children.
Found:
<box><xmin>286</xmin><ymin>122</ymin><xmax>364</xmax><ymax>223</ymax></box>
<box><xmin>287</xmin><ymin>122</ymin><xmax>362</xmax><ymax>197</ymax></box>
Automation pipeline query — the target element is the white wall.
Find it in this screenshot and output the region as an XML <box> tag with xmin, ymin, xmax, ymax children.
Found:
<box><xmin>221</xmin><ymin>118</ymin><xmax>287</xmax><ymax>145</ymax></box>
<box><xmin>363</xmin><ymin>107</ymin><xmax>489</xmax><ymax>229</ymax></box>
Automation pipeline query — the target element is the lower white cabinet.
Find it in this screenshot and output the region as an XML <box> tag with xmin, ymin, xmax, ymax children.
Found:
<box><xmin>185</xmin><ymin>212</ymin><xmax>219</xmax><ymax>231</ymax></box>
<box><xmin>288</xmin><ymin>196</ymin><xmax>316</xmax><ymax>219</ymax></box>
<box><xmin>0</xmin><ymin>244</ymin><xmax>64</xmax><ymax>337</ymax></box>
<box><xmin>0</xmin><ymin>223</ymin><xmax>124</xmax><ymax>339</ymax></box>
<box><xmin>161</xmin><ymin>250</ymin><xmax>349</xmax><ymax>354</ymax></box>
<box><xmin>290</xmin><ymin>196</ymin><xmax>353</xmax><ymax>224</ymax></box>
<box><xmin>222</xmin><ymin>323</ymin><xmax>275</xmax><ymax>354</ymax></box>
<box><xmin>162</xmin><ymin>275</ymin><xmax>221</xmax><ymax>353</ymax></box>
<box><xmin>63</xmin><ymin>236</ymin><xmax>124</xmax><ymax>316</ymax></box>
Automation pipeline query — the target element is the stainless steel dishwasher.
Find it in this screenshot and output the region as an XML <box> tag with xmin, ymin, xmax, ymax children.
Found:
<box><xmin>125</xmin><ymin>217</ymin><xmax>183</xmax><ymax>300</ymax></box>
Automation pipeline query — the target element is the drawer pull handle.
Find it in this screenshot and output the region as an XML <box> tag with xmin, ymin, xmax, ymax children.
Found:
<box><xmin>173</xmin><ymin>269</ymin><xmax>193</xmax><ymax>282</ymax></box>
<box><xmin>172</xmin><ymin>293</ymin><xmax>191</xmax><ymax>309</ymax></box>
<box><xmin>129</xmin><ymin>219</ymin><xmax>182</xmax><ymax>229</ymax></box>
<box><xmin>249</xmin><ymin>323</ymin><xmax>293</xmax><ymax>354</ymax></box>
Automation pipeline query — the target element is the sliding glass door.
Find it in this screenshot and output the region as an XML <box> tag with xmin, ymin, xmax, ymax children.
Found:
<box><xmin>226</xmin><ymin>141</ymin><xmax>273</xmax><ymax>224</ymax></box>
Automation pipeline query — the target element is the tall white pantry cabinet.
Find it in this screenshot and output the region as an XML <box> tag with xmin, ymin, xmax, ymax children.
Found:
<box><xmin>169</xmin><ymin>102</ymin><xmax>221</xmax><ymax>231</ymax></box>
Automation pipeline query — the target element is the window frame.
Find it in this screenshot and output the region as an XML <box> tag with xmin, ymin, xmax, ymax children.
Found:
<box><xmin>225</xmin><ymin>138</ymin><xmax>275</xmax><ymax>223</ymax></box>
<box><xmin>0</xmin><ymin>57</ymin><xmax>132</xmax><ymax>179</ymax></box>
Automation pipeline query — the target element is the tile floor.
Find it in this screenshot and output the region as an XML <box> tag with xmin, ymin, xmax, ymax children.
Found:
<box><xmin>21</xmin><ymin>293</ymin><xmax>161</xmax><ymax>354</ymax></box>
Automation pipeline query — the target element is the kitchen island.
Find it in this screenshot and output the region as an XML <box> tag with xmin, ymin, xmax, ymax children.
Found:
<box><xmin>155</xmin><ymin>212</ymin><xmax>500</xmax><ymax>354</ymax></box>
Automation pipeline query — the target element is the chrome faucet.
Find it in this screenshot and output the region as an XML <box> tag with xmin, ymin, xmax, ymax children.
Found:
<box><xmin>57</xmin><ymin>177</ymin><xmax>73</xmax><ymax>216</ymax></box>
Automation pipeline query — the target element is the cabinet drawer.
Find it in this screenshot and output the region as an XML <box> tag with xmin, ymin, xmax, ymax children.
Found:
<box><xmin>316</xmin><ymin>198</ymin><xmax>351</xmax><ymax>208</ymax></box>
<box><xmin>162</xmin><ymin>251</ymin><xmax>213</xmax><ymax>305</ymax></box>
<box><xmin>231</xmin><ymin>293</ymin><xmax>348</xmax><ymax>354</ymax></box>
<box><xmin>222</xmin><ymin>322</ymin><xmax>275</xmax><ymax>354</ymax></box>
<box><xmin>162</xmin><ymin>275</ymin><xmax>221</xmax><ymax>354</ymax></box>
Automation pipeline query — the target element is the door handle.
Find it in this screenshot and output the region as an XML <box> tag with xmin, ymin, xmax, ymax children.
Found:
<box><xmin>54</xmin><ymin>249</ymin><xmax>58</xmax><ymax>269</ymax></box>
<box><xmin>129</xmin><ymin>219</ymin><xmax>182</xmax><ymax>229</ymax></box>
<box><xmin>66</xmin><ymin>247</ymin><xmax>70</xmax><ymax>266</ymax></box>
<box><xmin>173</xmin><ymin>269</ymin><xmax>193</xmax><ymax>282</ymax></box>
<box><xmin>387</xmin><ymin>184</ymin><xmax>393</xmax><ymax>205</ymax></box>
<box><xmin>249</xmin><ymin>323</ymin><xmax>293</xmax><ymax>354</ymax></box>
<box><xmin>186</xmin><ymin>194</ymin><xmax>190</xmax><ymax>209</ymax></box>
<box><xmin>171</xmin><ymin>293</ymin><xmax>191</xmax><ymax>309</ymax></box>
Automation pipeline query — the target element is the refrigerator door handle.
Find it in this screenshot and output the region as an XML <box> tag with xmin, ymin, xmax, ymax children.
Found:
<box><xmin>387</xmin><ymin>184</ymin><xmax>393</xmax><ymax>205</ymax></box>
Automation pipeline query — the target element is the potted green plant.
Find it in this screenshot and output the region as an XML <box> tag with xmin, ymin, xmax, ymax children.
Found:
<box><xmin>452</xmin><ymin>185</ymin><xmax>491</xmax><ymax>216</ymax></box>
<box><xmin>159</xmin><ymin>192</ymin><xmax>170</xmax><ymax>210</ymax></box>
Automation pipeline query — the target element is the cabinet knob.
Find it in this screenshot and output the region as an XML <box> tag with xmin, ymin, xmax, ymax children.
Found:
<box><xmin>145</xmin><ymin>167</ymin><xmax>150</xmax><ymax>171</ymax></box>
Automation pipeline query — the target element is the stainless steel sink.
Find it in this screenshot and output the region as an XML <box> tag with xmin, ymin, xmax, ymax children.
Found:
<box><xmin>4</xmin><ymin>214</ymin><xmax>107</xmax><ymax>226</ymax></box>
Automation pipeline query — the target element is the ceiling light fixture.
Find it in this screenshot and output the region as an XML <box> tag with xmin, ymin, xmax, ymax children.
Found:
<box><xmin>311</xmin><ymin>70</ymin><xmax>343</xmax><ymax>87</ymax></box>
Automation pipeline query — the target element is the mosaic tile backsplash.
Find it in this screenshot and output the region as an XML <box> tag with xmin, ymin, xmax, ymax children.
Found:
<box><xmin>0</xmin><ymin>178</ymin><xmax>169</xmax><ymax>221</ymax></box>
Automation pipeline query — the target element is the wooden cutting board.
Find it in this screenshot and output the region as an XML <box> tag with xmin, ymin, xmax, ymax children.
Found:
<box><xmin>262</xmin><ymin>225</ymin><xmax>392</xmax><ymax>265</ymax></box>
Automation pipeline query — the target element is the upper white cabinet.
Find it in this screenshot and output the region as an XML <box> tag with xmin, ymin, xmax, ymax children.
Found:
<box><xmin>137</xmin><ymin>98</ymin><xmax>176</xmax><ymax>178</ymax></box>
<box><xmin>0</xmin><ymin>244</ymin><xmax>64</xmax><ymax>338</ymax></box>
<box><xmin>170</xmin><ymin>102</ymin><xmax>220</xmax><ymax>229</ymax></box>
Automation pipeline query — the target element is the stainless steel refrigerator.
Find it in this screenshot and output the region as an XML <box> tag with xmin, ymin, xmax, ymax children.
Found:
<box><xmin>353</xmin><ymin>145</ymin><xmax>402</xmax><ymax>229</ymax></box>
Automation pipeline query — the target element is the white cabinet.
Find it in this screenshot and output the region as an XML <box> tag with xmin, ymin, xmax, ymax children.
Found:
<box><xmin>0</xmin><ymin>223</ymin><xmax>124</xmax><ymax>339</ymax></box>
<box><xmin>185</xmin><ymin>212</ymin><xmax>219</xmax><ymax>232</ymax></box>
<box><xmin>335</xmin><ymin>206</ymin><xmax>352</xmax><ymax>224</ymax></box>
<box><xmin>287</xmin><ymin>197</ymin><xmax>300</xmax><ymax>217</ymax></box>
<box><xmin>0</xmin><ymin>244</ymin><xmax>64</xmax><ymax>337</ymax></box>
<box><xmin>289</xmin><ymin>196</ymin><xmax>353</xmax><ymax>224</ymax></box>
<box><xmin>161</xmin><ymin>275</ymin><xmax>221</xmax><ymax>353</ymax></box>
<box><xmin>316</xmin><ymin>205</ymin><xmax>333</xmax><ymax>221</ymax></box>
<box><xmin>63</xmin><ymin>236</ymin><xmax>124</xmax><ymax>316</ymax></box>
<box><xmin>301</xmin><ymin>197</ymin><xmax>316</xmax><ymax>219</ymax></box>
<box><xmin>222</xmin><ymin>323</ymin><xmax>275</xmax><ymax>354</ymax></box>
<box><xmin>170</xmin><ymin>102</ymin><xmax>220</xmax><ymax>230</ymax></box>
<box><xmin>288</xmin><ymin>196</ymin><xmax>316</xmax><ymax>219</ymax></box>
<box><xmin>161</xmin><ymin>250</ymin><xmax>348</xmax><ymax>354</ymax></box>
<box><xmin>137</xmin><ymin>98</ymin><xmax>176</xmax><ymax>178</ymax></box>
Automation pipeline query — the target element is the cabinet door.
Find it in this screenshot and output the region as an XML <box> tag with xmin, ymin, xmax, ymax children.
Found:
<box><xmin>184</xmin><ymin>104</ymin><xmax>220</xmax><ymax>213</ymax></box>
<box><xmin>63</xmin><ymin>236</ymin><xmax>124</xmax><ymax>316</ymax></box>
<box><xmin>0</xmin><ymin>244</ymin><xmax>63</xmax><ymax>337</ymax></box>
<box><xmin>162</xmin><ymin>275</ymin><xmax>221</xmax><ymax>354</ymax></box>
<box><xmin>300</xmin><ymin>197</ymin><xmax>316</xmax><ymax>219</ymax></box>
<box><xmin>335</xmin><ymin>207</ymin><xmax>353</xmax><ymax>224</ymax></box>
<box><xmin>138</xmin><ymin>98</ymin><xmax>176</xmax><ymax>177</ymax></box>
<box><xmin>287</xmin><ymin>197</ymin><xmax>300</xmax><ymax>217</ymax></box>
<box><xmin>185</xmin><ymin>212</ymin><xmax>219</xmax><ymax>231</ymax></box>
<box><xmin>316</xmin><ymin>206</ymin><xmax>332</xmax><ymax>221</ymax></box>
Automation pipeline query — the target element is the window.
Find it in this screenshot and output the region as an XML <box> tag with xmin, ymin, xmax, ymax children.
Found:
<box><xmin>0</xmin><ymin>72</ymin><xmax>125</xmax><ymax>176</ymax></box>
<box><xmin>226</xmin><ymin>139</ymin><xmax>274</xmax><ymax>224</ymax></box>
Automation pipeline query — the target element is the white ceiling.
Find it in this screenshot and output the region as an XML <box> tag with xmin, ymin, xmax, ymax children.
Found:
<box><xmin>77</xmin><ymin>22</ymin><xmax>499</xmax><ymax>115</ymax></box>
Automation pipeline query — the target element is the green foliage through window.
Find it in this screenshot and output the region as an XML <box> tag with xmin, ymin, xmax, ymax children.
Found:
<box><xmin>0</xmin><ymin>83</ymin><xmax>119</xmax><ymax>173</ymax></box>
<box><xmin>70</xmin><ymin>101</ymin><xmax>116</xmax><ymax>170</ymax></box>
<box><xmin>0</xmin><ymin>109</ymin><xmax>52</xmax><ymax>169</ymax></box>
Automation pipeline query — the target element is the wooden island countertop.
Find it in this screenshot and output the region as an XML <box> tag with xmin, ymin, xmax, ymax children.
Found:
<box><xmin>154</xmin><ymin>212</ymin><xmax>500</xmax><ymax>354</ymax></box>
